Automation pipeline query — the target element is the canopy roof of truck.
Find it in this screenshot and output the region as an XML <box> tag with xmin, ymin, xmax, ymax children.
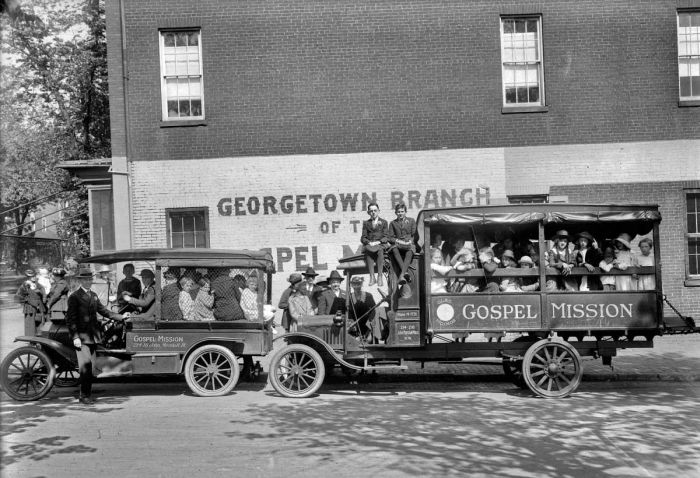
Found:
<box><xmin>79</xmin><ymin>248</ymin><xmax>276</xmax><ymax>272</ymax></box>
<box><xmin>418</xmin><ymin>203</ymin><xmax>660</xmax><ymax>226</ymax></box>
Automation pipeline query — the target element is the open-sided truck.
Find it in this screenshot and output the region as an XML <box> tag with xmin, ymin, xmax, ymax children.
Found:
<box><xmin>268</xmin><ymin>203</ymin><xmax>696</xmax><ymax>399</ymax></box>
<box><xmin>1</xmin><ymin>249</ymin><xmax>275</xmax><ymax>400</ymax></box>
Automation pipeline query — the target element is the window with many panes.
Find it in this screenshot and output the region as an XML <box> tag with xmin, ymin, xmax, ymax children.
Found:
<box><xmin>686</xmin><ymin>191</ymin><xmax>700</xmax><ymax>285</ymax></box>
<box><xmin>500</xmin><ymin>16</ymin><xmax>544</xmax><ymax>107</ymax></box>
<box><xmin>167</xmin><ymin>208</ymin><xmax>209</xmax><ymax>248</ymax></box>
<box><xmin>160</xmin><ymin>29</ymin><xmax>204</xmax><ymax>120</ymax></box>
<box><xmin>678</xmin><ymin>12</ymin><xmax>700</xmax><ymax>101</ymax></box>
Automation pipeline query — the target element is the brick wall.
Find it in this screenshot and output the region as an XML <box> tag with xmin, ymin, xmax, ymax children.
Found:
<box><xmin>112</xmin><ymin>0</ymin><xmax>700</xmax><ymax>161</ymax></box>
<box><xmin>549</xmin><ymin>180</ymin><xmax>700</xmax><ymax>322</ymax></box>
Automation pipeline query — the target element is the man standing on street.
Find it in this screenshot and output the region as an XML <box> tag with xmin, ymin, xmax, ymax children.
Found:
<box><xmin>66</xmin><ymin>267</ymin><xmax>126</xmax><ymax>405</ymax></box>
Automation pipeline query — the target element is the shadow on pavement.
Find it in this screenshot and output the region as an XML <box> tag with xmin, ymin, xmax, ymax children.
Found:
<box><xmin>231</xmin><ymin>384</ymin><xmax>700</xmax><ymax>477</ymax></box>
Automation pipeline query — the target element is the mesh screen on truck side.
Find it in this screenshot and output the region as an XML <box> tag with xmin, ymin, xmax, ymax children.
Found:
<box><xmin>158</xmin><ymin>266</ymin><xmax>267</xmax><ymax>322</ymax></box>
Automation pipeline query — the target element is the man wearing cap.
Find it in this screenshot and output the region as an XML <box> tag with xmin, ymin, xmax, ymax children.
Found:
<box><xmin>15</xmin><ymin>269</ymin><xmax>47</xmax><ymax>335</ymax></box>
<box><xmin>547</xmin><ymin>230</ymin><xmax>578</xmax><ymax>291</ymax></box>
<box><xmin>66</xmin><ymin>267</ymin><xmax>126</xmax><ymax>404</ymax></box>
<box><xmin>278</xmin><ymin>273</ymin><xmax>302</xmax><ymax>333</ymax></box>
<box><xmin>122</xmin><ymin>269</ymin><xmax>156</xmax><ymax>318</ymax></box>
<box><xmin>317</xmin><ymin>270</ymin><xmax>347</xmax><ymax>316</ymax></box>
<box><xmin>299</xmin><ymin>266</ymin><xmax>323</xmax><ymax>311</ymax></box>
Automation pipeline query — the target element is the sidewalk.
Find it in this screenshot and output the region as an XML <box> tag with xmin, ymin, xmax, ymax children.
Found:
<box><xmin>2</xmin><ymin>305</ymin><xmax>698</xmax><ymax>383</ymax></box>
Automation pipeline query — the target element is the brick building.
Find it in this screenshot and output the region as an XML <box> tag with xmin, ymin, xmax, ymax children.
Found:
<box><xmin>64</xmin><ymin>0</ymin><xmax>700</xmax><ymax>317</ymax></box>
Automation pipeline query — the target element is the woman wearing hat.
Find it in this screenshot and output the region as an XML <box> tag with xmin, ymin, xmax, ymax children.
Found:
<box><xmin>574</xmin><ymin>232</ymin><xmax>602</xmax><ymax>291</ymax></box>
<box><xmin>613</xmin><ymin>232</ymin><xmax>637</xmax><ymax>291</ymax></box>
<box><xmin>15</xmin><ymin>269</ymin><xmax>47</xmax><ymax>335</ymax></box>
<box><xmin>66</xmin><ymin>267</ymin><xmax>126</xmax><ymax>404</ymax></box>
<box><xmin>288</xmin><ymin>280</ymin><xmax>315</xmax><ymax>332</ymax></box>
<box><xmin>46</xmin><ymin>268</ymin><xmax>70</xmax><ymax>319</ymax></box>
<box><xmin>317</xmin><ymin>270</ymin><xmax>346</xmax><ymax>316</ymax></box>
<box><xmin>278</xmin><ymin>273</ymin><xmax>302</xmax><ymax>333</ymax></box>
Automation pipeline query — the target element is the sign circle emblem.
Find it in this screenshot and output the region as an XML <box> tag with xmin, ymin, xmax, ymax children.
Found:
<box><xmin>436</xmin><ymin>303</ymin><xmax>455</xmax><ymax>322</ymax></box>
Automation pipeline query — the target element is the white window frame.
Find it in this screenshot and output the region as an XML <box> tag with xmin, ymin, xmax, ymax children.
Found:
<box><xmin>685</xmin><ymin>190</ymin><xmax>700</xmax><ymax>286</ymax></box>
<box><xmin>677</xmin><ymin>11</ymin><xmax>700</xmax><ymax>101</ymax></box>
<box><xmin>159</xmin><ymin>29</ymin><xmax>205</xmax><ymax>121</ymax></box>
<box><xmin>500</xmin><ymin>16</ymin><xmax>545</xmax><ymax>108</ymax></box>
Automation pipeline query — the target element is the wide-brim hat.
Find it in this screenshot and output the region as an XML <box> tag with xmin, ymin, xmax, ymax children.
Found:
<box><xmin>292</xmin><ymin>281</ymin><xmax>307</xmax><ymax>292</ymax></box>
<box><xmin>552</xmin><ymin>230</ymin><xmax>570</xmax><ymax>240</ymax></box>
<box><xmin>98</xmin><ymin>265</ymin><xmax>112</xmax><ymax>273</ymax></box>
<box><xmin>614</xmin><ymin>233</ymin><xmax>633</xmax><ymax>249</ymax></box>
<box><xmin>328</xmin><ymin>270</ymin><xmax>344</xmax><ymax>282</ymax></box>
<box><xmin>501</xmin><ymin>249</ymin><xmax>516</xmax><ymax>261</ymax></box>
<box><xmin>302</xmin><ymin>266</ymin><xmax>318</xmax><ymax>277</ymax></box>
<box><xmin>51</xmin><ymin>267</ymin><xmax>67</xmax><ymax>277</ymax></box>
<box><xmin>575</xmin><ymin>231</ymin><xmax>596</xmax><ymax>244</ymax></box>
<box><xmin>24</xmin><ymin>269</ymin><xmax>36</xmax><ymax>278</ymax></box>
<box><xmin>518</xmin><ymin>256</ymin><xmax>534</xmax><ymax>265</ymax></box>
<box><xmin>287</xmin><ymin>272</ymin><xmax>303</xmax><ymax>285</ymax></box>
<box><xmin>74</xmin><ymin>267</ymin><xmax>94</xmax><ymax>278</ymax></box>
<box><xmin>164</xmin><ymin>267</ymin><xmax>180</xmax><ymax>279</ymax></box>
<box><xmin>350</xmin><ymin>275</ymin><xmax>364</xmax><ymax>284</ymax></box>
<box><xmin>140</xmin><ymin>268</ymin><xmax>155</xmax><ymax>278</ymax></box>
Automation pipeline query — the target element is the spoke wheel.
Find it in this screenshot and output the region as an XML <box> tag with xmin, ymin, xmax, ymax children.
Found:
<box><xmin>54</xmin><ymin>367</ymin><xmax>80</xmax><ymax>387</ymax></box>
<box><xmin>184</xmin><ymin>345</ymin><xmax>240</xmax><ymax>397</ymax></box>
<box><xmin>0</xmin><ymin>346</ymin><xmax>56</xmax><ymax>401</ymax></box>
<box><xmin>269</xmin><ymin>344</ymin><xmax>325</xmax><ymax>398</ymax></box>
<box><xmin>522</xmin><ymin>339</ymin><xmax>582</xmax><ymax>399</ymax></box>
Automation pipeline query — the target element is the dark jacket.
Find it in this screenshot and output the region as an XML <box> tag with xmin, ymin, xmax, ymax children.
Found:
<box><xmin>15</xmin><ymin>282</ymin><xmax>46</xmax><ymax>316</ymax></box>
<box><xmin>161</xmin><ymin>282</ymin><xmax>183</xmax><ymax>320</ymax></box>
<box><xmin>117</xmin><ymin>277</ymin><xmax>142</xmax><ymax>312</ymax></box>
<box><xmin>66</xmin><ymin>287</ymin><xmax>121</xmax><ymax>344</ymax></box>
<box><xmin>361</xmin><ymin>218</ymin><xmax>389</xmax><ymax>245</ymax></box>
<box><xmin>576</xmin><ymin>247</ymin><xmax>603</xmax><ymax>290</ymax></box>
<box><xmin>46</xmin><ymin>279</ymin><xmax>69</xmax><ymax>311</ymax></box>
<box><xmin>211</xmin><ymin>275</ymin><xmax>245</xmax><ymax>321</ymax></box>
<box><xmin>317</xmin><ymin>289</ymin><xmax>347</xmax><ymax>315</ymax></box>
<box><xmin>277</xmin><ymin>286</ymin><xmax>294</xmax><ymax>329</ymax></box>
<box><xmin>388</xmin><ymin>217</ymin><xmax>419</xmax><ymax>252</ymax></box>
<box><xmin>129</xmin><ymin>284</ymin><xmax>156</xmax><ymax>319</ymax></box>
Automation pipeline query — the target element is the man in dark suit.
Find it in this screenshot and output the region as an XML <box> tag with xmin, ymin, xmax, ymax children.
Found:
<box><xmin>360</xmin><ymin>202</ymin><xmax>389</xmax><ymax>286</ymax></box>
<box><xmin>298</xmin><ymin>266</ymin><xmax>323</xmax><ymax>312</ymax></box>
<box><xmin>317</xmin><ymin>270</ymin><xmax>347</xmax><ymax>315</ymax></box>
<box><xmin>66</xmin><ymin>267</ymin><xmax>125</xmax><ymax>405</ymax></box>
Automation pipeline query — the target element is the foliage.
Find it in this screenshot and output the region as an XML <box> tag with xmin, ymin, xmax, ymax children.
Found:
<box><xmin>0</xmin><ymin>0</ymin><xmax>108</xmax><ymax>251</ymax></box>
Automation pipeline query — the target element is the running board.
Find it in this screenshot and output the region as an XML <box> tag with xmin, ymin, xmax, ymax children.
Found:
<box><xmin>438</xmin><ymin>358</ymin><xmax>505</xmax><ymax>365</ymax></box>
<box><xmin>363</xmin><ymin>358</ymin><xmax>408</xmax><ymax>370</ymax></box>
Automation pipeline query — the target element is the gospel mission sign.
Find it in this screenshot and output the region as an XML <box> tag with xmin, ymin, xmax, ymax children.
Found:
<box><xmin>430</xmin><ymin>293</ymin><xmax>658</xmax><ymax>331</ymax></box>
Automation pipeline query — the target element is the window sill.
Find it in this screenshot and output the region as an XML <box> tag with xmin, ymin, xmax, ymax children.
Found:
<box><xmin>684</xmin><ymin>278</ymin><xmax>700</xmax><ymax>287</ymax></box>
<box><xmin>160</xmin><ymin>120</ymin><xmax>207</xmax><ymax>128</ymax></box>
<box><xmin>501</xmin><ymin>105</ymin><xmax>549</xmax><ymax>114</ymax></box>
<box><xmin>678</xmin><ymin>99</ymin><xmax>700</xmax><ymax>107</ymax></box>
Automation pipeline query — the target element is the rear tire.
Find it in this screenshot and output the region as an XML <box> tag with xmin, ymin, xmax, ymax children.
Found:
<box><xmin>184</xmin><ymin>345</ymin><xmax>240</xmax><ymax>397</ymax></box>
<box><xmin>0</xmin><ymin>346</ymin><xmax>56</xmax><ymax>401</ymax></box>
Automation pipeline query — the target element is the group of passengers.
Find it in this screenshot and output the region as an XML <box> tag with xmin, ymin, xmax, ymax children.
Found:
<box><xmin>429</xmin><ymin>229</ymin><xmax>656</xmax><ymax>294</ymax></box>
<box><xmin>15</xmin><ymin>266</ymin><xmax>72</xmax><ymax>335</ymax></box>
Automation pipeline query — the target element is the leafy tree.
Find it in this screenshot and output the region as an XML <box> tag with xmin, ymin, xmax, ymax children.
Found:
<box><xmin>0</xmin><ymin>0</ymin><xmax>107</xmax><ymax>256</ymax></box>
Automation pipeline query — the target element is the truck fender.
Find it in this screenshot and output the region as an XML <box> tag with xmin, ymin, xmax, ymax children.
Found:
<box><xmin>14</xmin><ymin>336</ymin><xmax>78</xmax><ymax>367</ymax></box>
<box><xmin>274</xmin><ymin>332</ymin><xmax>363</xmax><ymax>371</ymax></box>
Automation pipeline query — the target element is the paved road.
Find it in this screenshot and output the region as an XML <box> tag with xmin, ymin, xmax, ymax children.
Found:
<box><xmin>2</xmin><ymin>306</ymin><xmax>699</xmax><ymax>478</ymax></box>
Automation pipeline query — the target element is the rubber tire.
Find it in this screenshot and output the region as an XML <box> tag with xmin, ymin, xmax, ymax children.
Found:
<box><xmin>184</xmin><ymin>344</ymin><xmax>240</xmax><ymax>397</ymax></box>
<box><xmin>522</xmin><ymin>339</ymin><xmax>582</xmax><ymax>399</ymax></box>
<box><xmin>268</xmin><ymin>344</ymin><xmax>325</xmax><ymax>398</ymax></box>
<box><xmin>1</xmin><ymin>346</ymin><xmax>56</xmax><ymax>401</ymax></box>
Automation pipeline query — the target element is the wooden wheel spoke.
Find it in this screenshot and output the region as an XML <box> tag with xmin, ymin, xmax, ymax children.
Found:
<box><xmin>531</xmin><ymin>370</ymin><xmax>546</xmax><ymax>378</ymax></box>
<box><xmin>17</xmin><ymin>354</ymin><xmax>28</xmax><ymax>370</ymax></box>
<box><xmin>297</xmin><ymin>374</ymin><xmax>311</xmax><ymax>389</ymax></box>
<box><xmin>543</xmin><ymin>347</ymin><xmax>552</xmax><ymax>361</ymax></box>
<box><xmin>536</xmin><ymin>374</ymin><xmax>548</xmax><ymax>387</ymax></box>
<box><xmin>558</xmin><ymin>373</ymin><xmax>572</xmax><ymax>385</ymax></box>
<box><xmin>533</xmin><ymin>352</ymin><xmax>547</xmax><ymax>364</ymax></box>
<box><xmin>546</xmin><ymin>377</ymin><xmax>553</xmax><ymax>392</ymax></box>
<box><xmin>9</xmin><ymin>363</ymin><xmax>24</xmax><ymax>373</ymax></box>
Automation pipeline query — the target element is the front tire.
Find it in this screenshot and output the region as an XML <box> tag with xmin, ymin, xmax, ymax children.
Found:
<box><xmin>269</xmin><ymin>344</ymin><xmax>325</xmax><ymax>398</ymax></box>
<box><xmin>0</xmin><ymin>346</ymin><xmax>56</xmax><ymax>401</ymax></box>
<box><xmin>184</xmin><ymin>345</ymin><xmax>240</xmax><ymax>397</ymax></box>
